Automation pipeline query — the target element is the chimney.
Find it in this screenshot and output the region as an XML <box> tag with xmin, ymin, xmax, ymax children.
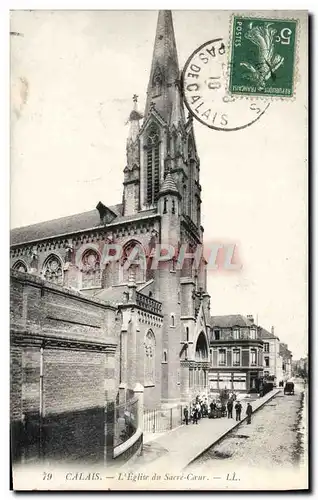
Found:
<box><xmin>271</xmin><ymin>326</ymin><xmax>275</xmax><ymax>335</ymax></box>
<box><xmin>247</xmin><ymin>314</ymin><xmax>254</xmax><ymax>324</ymax></box>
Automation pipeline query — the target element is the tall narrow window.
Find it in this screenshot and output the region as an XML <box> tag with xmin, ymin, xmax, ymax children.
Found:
<box><xmin>81</xmin><ymin>249</ymin><xmax>101</xmax><ymax>288</ymax></box>
<box><xmin>146</xmin><ymin>127</ymin><xmax>160</xmax><ymax>205</ymax></box>
<box><xmin>214</xmin><ymin>329</ymin><xmax>220</xmax><ymax>340</ymax></box>
<box><xmin>250</xmin><ymin>348</ymin><xmax>257</xmax><ymax>366</ymax></box>
<box><xmin>172</xmin><ymin>199</ymin><xmax>175</xmax><ymax>214</ymax></box>
<box><xmin>187</xmin><ymin>137</ymin><xmax>194</xmax><ymax>217</ymax></box>
<box><xmin>182</xmin><ymin>184</ymin><xmax>187</xmax><ymax>215</ymax></box>
<box><xmin>42</xmin><ymin>254</ymin><xmax>63</xmax><ymax>285</ymax></box>
<box><xmin>163</xmin><ymin>197</ymin><xmax>167</xmax><ymax>214</ymax></box>
<box><xmin>218</xmin><ymin>348</ymin><xmax>226</xmax><ymax>366</ymax></box>
<box><xmin>233</xmin><ymin>348</ymin><xmax>241</xmax><ymax>366</ymax></box>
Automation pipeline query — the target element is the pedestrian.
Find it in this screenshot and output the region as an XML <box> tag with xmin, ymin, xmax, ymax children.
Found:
<box><xmin>227</xmin><ymin>399</ymin><xmax>233</xmax><ymax>418</ymax></box>
<box><xmin>183</xmin><ymin>406</ymin><xmax>189</xmax><ymax>425</ymax></box>
<box><xmin>192</xmin><ymin>407</ymin><xmax>198</xmax><ymax>424</ymax></box>
<box><xmin>246</xmin><ymin>402</ymin><xmax>253</xmax><ymax>424</ymax></box>
<box><xmin>221</xmin><ymin>402</ymin><xmax>226</xmax><ymax>417</ymax></box>
<box><xmin>196</xmin><ymin>402</ymin><xmax>201</xmax><ymax>420</ymax></box>
<box><xmin>235</xmin><ymin>401</ymin><xmax>242</xmax><ymax>421</ymax></box>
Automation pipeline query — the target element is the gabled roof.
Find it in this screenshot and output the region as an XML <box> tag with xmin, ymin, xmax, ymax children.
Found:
<box><xmin>279</xmin><ymin>343</ymin><xmax>292</xmax><ymax>358</ymax></box>
<box><xmin>258</xmin><ymin>326</ymin><xmax>279</xmax><ymax>341</ymax></box>
<box><xmin>210</xmin><ymin>314</ymin><xmax>254</xmax><ymax>328</ymax></box>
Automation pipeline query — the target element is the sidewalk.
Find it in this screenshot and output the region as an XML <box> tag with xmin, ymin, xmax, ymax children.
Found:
<box><xmin>134</xmin><ymin>389</ymin><xmax>281</xmax><ymax>473</ymax></box>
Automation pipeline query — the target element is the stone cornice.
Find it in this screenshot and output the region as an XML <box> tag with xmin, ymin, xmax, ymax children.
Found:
<box><xmin>10</xmin><ymin>330</ymin><xmax>117</xmax><ymax>353</ymax></box>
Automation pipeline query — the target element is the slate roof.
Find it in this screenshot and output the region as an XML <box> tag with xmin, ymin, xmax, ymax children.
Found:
<box><xmin>10</xmin><ymin>205</ymin><xmax>158</xmax><ymax>246</ymax></box>
<box><xmin>258</xmin><ymin>327</ymin><xmax>279</xmax><ymax>341</ymax></box>
<box><xmin>210</xmin><ymin>314</ymin><xmax>254</xmax><ymax>328</ymax></box>
<box><xmin>279</xmin><ymin>343</ymin><xmax>292</xmax><ymax>358</ymax></box>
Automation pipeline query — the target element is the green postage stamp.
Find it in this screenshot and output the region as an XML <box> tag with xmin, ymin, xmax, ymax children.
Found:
<box><xmin>229</xmin><ymin>16</ymin><xmax>298</xmax><ymax>98</ymax></box>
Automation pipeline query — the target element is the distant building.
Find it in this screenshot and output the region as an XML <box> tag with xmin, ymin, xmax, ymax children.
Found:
<box><xmin>259</xmin><ymin>326</ymin><xmax>283</xmax><ymax>383</ymax></box>
<box><xmin>292</xmin><ymin>356</ymin><xmax>308</xmax><ymax>377</ymax></box>
<box><xmin>209</xmin><ymin>314</ymin><xmax>264</xmax><ymax>393</ymax></box>
<box><xmin>279</xmin><ymin>343</ymin><xmax>293</xmax><ymax>381</ymax></box>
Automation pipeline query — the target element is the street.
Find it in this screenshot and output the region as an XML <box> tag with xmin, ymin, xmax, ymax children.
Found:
<box><xmin>192</xmin><ymin>381</ymin><xmax>307</xmax><ymax>470</ymax></box>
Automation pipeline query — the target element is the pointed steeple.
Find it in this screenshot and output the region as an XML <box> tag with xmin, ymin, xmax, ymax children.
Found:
<box><xmin>144</xmin><ymin>11</ymin><xmax>180</xmax><ymax>123</ymax></box>
<box><xmin>126</xmin><ymin>95</ymin><xmax>142</xmax><ymax>168</ymax></box>
<box><xmin>127</xmin><ymin>94</ymin><xmax>143</xmax><ymax>143</ymax></box>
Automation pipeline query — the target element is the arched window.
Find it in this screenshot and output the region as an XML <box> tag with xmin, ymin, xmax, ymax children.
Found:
<box><xmin>81</xmin><ymin>249</ymin><xmax>101</xmax><ymax>288</ymax></box>
<box><xmin>146</xmin><ymin>126</ymin><xmax>160</xmax><ymax>205</ymax></box>
<box><xmin>42</xmin><ymin>254</ymin><xmax>63</xmax><ymax>285</ymax></box>
<box><xmin>120</xmin><ymin>241</ymin><xmax>146</xmax><ymax>284</ymax></box>
<box><xmin>12</xmin><ymin>260</ymin><xmax>27</xmax><ymax>273</ymax></box>
<box><xmin>195</xmin><ymin>332</ymin><xmax>208</xmax><ymax>361</ymax></box>
<box><xmin>144</xmin><ymin>330</ymin><xmax>156</xmax><ymax>386</ymax></box>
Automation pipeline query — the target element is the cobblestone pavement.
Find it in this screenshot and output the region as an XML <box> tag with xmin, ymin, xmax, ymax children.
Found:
<box><xmin>192</xmin><ymin>382</ymin><xmax>306</xmax><ymax>470</ymax></box>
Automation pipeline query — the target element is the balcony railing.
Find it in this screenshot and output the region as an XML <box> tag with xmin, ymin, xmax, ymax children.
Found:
<box><xmin>136</xmin><ymin>292</ymin><xmax>163</xmax><ymax>315</ymax></box>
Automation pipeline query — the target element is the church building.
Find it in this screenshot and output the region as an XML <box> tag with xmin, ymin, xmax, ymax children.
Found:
<box><xmin>10</xmin><ymin>11</ymin><xmax>211</xmax><ymax>409</ymax></box>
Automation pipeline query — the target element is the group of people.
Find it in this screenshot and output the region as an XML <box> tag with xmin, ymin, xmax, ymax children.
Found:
<box><xmin>183</xmin><ymin>396</ymin><xmax>209</xmax><ymax>425</ymax></box>
<box><xmin>183</xmin><ymin>394</ymin><xmax>253</xmax><ymax>425</ymax></box>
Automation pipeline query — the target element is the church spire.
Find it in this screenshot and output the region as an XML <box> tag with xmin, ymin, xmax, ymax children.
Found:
<box><xmin>127</xmin><ymin>94</ymin><xmax>142</xmax><ymax>143</ymax></box>
<box><xmin>126</xmin><ymin>94</ymin><xmax>142</xmax><ymax>168</ymax></box>
<box><xmin>144</xmin><ymin>11</ymin><xmax>180</xmax><ymax>123</ymax></box>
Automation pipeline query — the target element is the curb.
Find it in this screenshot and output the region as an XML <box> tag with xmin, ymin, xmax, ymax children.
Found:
<box><xmin>185</xmin><ymin>389</ymin><xmax>282</xmax><ymax>468</ymax></box>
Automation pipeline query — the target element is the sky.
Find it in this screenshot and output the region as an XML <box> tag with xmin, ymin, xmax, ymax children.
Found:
<box><xmin>10</xmin><ymin>10</ymin><xmax>308</xmax><ymax>357</ymax></box>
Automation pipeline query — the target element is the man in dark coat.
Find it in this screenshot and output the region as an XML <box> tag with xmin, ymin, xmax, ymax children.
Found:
<box><xmin>192</xmin><ymin>407</ymin><xmax>198</xmax><ymax>424</ymax></box>
<box><xmin>235</xmin><ymin>401</ymin><xmax>242</xmax><ymax>421</ymax></box>
<box><xmin>183</xmin><ymin>406</ymin><xmax>189</xmax><ymax>425</ymax></box>
<box><xmin>246</xmin><ymin>402</ymin><xmax>253</xmax><ymax>424</ymax></box>
<box><xmin>227</xmin><ymin>399</ymin><xmax>233</xmax><ymax>418</ymax></box>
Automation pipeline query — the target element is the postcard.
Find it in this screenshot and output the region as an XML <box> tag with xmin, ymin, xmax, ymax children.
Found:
<box><xmin>10</xmin><ymin>9</ymin><xmax>308</xmax><ymax>491</ymax></box>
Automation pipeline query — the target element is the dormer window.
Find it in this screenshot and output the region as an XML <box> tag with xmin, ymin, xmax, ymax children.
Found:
<box><xmin>250</xmin><ymin>328</ymin><xmax>257</xmax><ymax>340</ymax></box>
<box><xmin>233</xmin><ymin>328</ymin><xmax>240</xmax><ymax>340</ymax></box>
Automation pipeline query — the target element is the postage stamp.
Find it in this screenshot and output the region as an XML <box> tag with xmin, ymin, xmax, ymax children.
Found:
<box><xmin>182</xmin><ymin>38</ymin><xmax>270</xmax><ymax>131</ymax></box>
<box><xmin>229</xmin><ymin>16</ymin><xmax>298</xmax><ymax>98</ymax></box>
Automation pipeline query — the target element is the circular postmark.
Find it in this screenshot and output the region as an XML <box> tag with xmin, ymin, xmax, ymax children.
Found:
<box><xmin>181</xmin><ymin>38</ymin><xmax>270</xmax><ymax>131</ymax></box>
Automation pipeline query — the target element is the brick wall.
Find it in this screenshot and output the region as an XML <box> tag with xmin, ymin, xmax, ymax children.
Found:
<box><xmin>10</xmin><ymin>270</ymin><xmax>118</xmax><ymax>464</ymax></box>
